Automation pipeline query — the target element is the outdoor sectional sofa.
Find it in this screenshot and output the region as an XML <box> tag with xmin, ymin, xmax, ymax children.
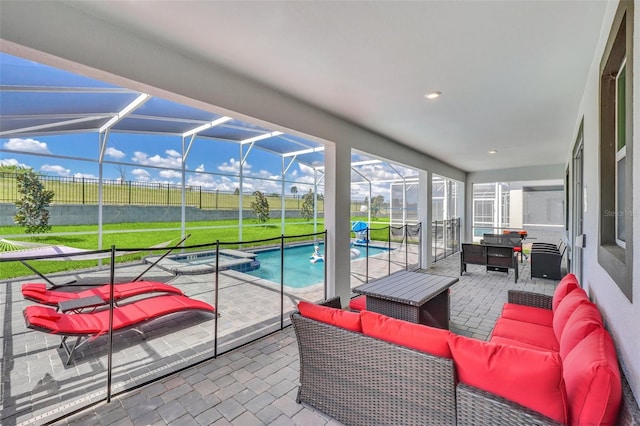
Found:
<box><xmin>291</xmin><ymin>274</ymin><xmax>639</xmax><ymax>425</ymax></box>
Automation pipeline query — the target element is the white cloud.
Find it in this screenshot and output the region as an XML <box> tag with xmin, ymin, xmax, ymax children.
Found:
<box><xmin>73</xmin><ymin>172</ymin><xmax>98</xmax><ymax>179</ymax></box>
<box><xmin>195</xmin><ymin>164</ymin><xmax>205</xmax><ymax>172</ymax></box>
<box><xmin>132</xmin><ymin>168</ymin><xmax>151</xmax><ymax>181</ymax></box>
<box><xmin>40</xmin><ymin>164</ymin><xmax>70</xmax><ymax>176</ymax></box>
<box><xmin>105</xmin><ymin>147</ymin><xmax>125</xmax><ymax>159</ymax></box>
<box><xmin>131</xmin><ymin>149</ymin><xmax>182</xmax><ymax>169</ymax></box>
<box><xmin>217</xmin><ymin>158</ymin><xmax>250</xmax><ymax>173</ymax></box>
<box><xmin>0</xmin><ymin>158</ymin><xmax>30</xmax><ymax>168</ymax></box>
<box><xmin>4</xmin><ymin>138</ymin><xmax>50</xmax><ymax>154</ymax></box>
<box><xmin>159</xmin><ymin>170</ymin><xmax>181</xmax><ymax>179</ymax></box>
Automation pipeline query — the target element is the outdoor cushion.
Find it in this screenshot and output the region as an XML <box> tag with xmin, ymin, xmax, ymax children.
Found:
<box><xmin>24</xmin><ymin>295</ymin><xmax>215</xmax><ymax>336</ymax></box>
<box><xmin>360</xmin><ymin>310</ymin><xmax>451</xmax><ymax>358</ymax></box>
<box><xmin>448</xmin><ymin>334</ymin><xmax>568</xmax><ymax>424</ymax></box>
<box><xmin>489</xmin><ymin>335</ymin><xmax>555</xmax><ymax>352</ymax></box>
<box><xmin>348</xmin><ymin>295</ymin><xmax>366</xmax><ymax>311</ymax></box>
<box><xmin>552</xmin><ymin>288</ymin><xmax>590</xmax><ymax>340</ymax></box>
<box><xmin>491</xmin><ymin>317</ymin><xmax>559</xmax><ymax>351</ymax></box>
<box><xmin>500</xmin><ymin>303</ymin><xmax>554</xmax><ymax>327</ymax></box>
<box><xmin>552</xmin><ymin>273</ymin><xmax>580</xmax><ymax>312</ymax></box>
<box><xmin>298</xmin><ymin>301</ymin><xmax>362</xmax><ymax>332</ymax></box>
<box><xmin>563</xmin><ymin>328</ymin><xmax>621</xmax><ymax>426</ymax></box>
<box><xmin>22</xmin><ymin>281</ymin><xmax>184</xmax><ymax>306</ymax></box>
<box><xmin>559</xmin><ymin>302</ymin><xmax>603</xmax><ymax>359</ymax></box>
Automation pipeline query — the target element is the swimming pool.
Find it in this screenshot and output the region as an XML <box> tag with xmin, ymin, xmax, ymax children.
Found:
<box><xmin>245</xmin><ymin>243</ymin><xmax>390</xmax><ymax>288</ymax></box>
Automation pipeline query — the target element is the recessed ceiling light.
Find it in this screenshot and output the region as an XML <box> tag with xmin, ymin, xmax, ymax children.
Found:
<box><xmin>488</xmin><ymin>150</ymin><xmax>498</xmax><ymax>154</ymax></box>
<box><xmin>424</xmin><ymin>91</ymin><xmax>441</xmax><ymax>99</ymax></box>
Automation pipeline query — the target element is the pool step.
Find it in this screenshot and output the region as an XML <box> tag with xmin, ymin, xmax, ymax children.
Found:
<box><xmin>220</xmin><ymin>249</ymin><xmax>257</xmax><ymax>259</ymax></box>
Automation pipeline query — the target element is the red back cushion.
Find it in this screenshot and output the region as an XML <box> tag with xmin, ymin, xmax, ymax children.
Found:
<box><xmin>552</xmin><ymin>274</ymin><xmax>580</xmax><ymax>312</ymax></box>
<box><xmin>553</xmin><ymin>288</ymin><xmax>590</xmax><ymax>340</ymax></box>
<box><xmin>448</xmin><ymin>334</ymin><xmax>568</xmax><ymax>424</ymax></box>
<box><xmin>501</xmin><ymin>303</ymin><xmax>554</xmax><ymax>327</ymax></box>
<box><xmin>298</xmin><ymin>301</ymin><xmax>362</xmax><ymax>332</ymax></box>
<box><xmin>563</xmin><ymin>328</ymin><xmax>621</xmax><ymax>426</ymax></box>
<box><xmin>559</xmin><ymin>303</ymin><xmax>603</xmax><ymax>359</ymax></box>
<box><xmin>360</xmin><ymin>310</ymin><xmax>451</xmax><ymax>358</ymax></box>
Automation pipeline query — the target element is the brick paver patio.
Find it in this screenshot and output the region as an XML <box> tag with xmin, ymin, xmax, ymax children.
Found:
<box><xmin>45</xmin><ymin>253</ymin><xmax>559</xmax><ymax>426</ymax></box>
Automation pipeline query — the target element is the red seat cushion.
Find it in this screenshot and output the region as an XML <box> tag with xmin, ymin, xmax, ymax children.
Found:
<box><xmin>489</xmin><ymin>335</ymin><xmax>556</xmax><ymax>352</ymax></box>
<box><xmin>559</xmin><ymin>302</ymin><xmax>603</xmax><ymax>359</ymax></box>
<box><xmin>501</xmin><ymin>303</ymin><xmax>553</xmax><ymax>327</ymax></box>
<box><xmin>360</xmin><ymin>310</ymin><xmax>451</xmax><ymax>358</ymax></box>
<box><xmin>563</xmin><ymin>328</ymin><xmax>621</xmax><ymax>426</ymax></box>
<box><xmin>491</xmin><ymin>317</ymin><xmax>559</xmax><ymax>351</ymax></box>
<box><xmin>552</xmin><ymin>274</ymin><xmax>580</xmax><ymax>312</ymax></box>
<box><xmin>298</xmin><ymin>301</ymin><xmax>362</xmax><ymax>332</ymax></box>
<box><xmin>552</xmin><ymin>288</ymin><xmax>590</xmax><ymax>340</ymax></box>
<box><xmin>448</xmin><ymin>334</ymin><xmax>568</xmax><ymax>424</ymax></box>
<box><xmin>348</xmin><ymin>295</ymin><xmax>366</xmax><ymax>311</ymax></box>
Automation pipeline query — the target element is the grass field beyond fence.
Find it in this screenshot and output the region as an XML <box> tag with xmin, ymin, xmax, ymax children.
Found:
<box><xmin>0</xmin><ymin>218</ymin><xmax>396</xmax><ymax>280</ymax></box>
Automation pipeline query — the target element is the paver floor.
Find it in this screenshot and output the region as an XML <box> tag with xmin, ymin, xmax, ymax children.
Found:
<box><xmin>51</xmin><ymin>253</ymin><xmax>559</xmax><ymax>426</ymax></box>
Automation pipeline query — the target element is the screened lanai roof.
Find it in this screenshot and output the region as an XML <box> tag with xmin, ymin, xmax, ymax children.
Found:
<box><xmin>0</xmin><ymin>53</ymin><xmax>326</xmax><ymax>168</ymax></box>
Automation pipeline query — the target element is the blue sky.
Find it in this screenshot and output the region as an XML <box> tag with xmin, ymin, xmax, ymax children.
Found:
<box><xmin>0</xmin><ymin>52</ymin><xmax>418</xmax><ymax>200</ymax></box>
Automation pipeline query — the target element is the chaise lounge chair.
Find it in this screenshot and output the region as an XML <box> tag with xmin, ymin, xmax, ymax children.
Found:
<box><xmin>24</xmin><ymin>294</ymin><xmax>215</xmax><ymax>364</ymax></box>
<box><xmin>22</xmin><ymin>281</ymin><xmax>184</xmax><ymax>306</ymax></box>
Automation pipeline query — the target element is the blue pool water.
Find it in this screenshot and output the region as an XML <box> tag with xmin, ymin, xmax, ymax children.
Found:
<box><xmin>246</xmin><ymin>243</ymin><xmax>390</xmax><ymax>288</ymax></box>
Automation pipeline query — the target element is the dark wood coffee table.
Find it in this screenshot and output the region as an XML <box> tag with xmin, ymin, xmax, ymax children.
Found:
<box><xmin>353</xmin><ymin>270</ymin><xmax>458</xmax><ymax>329</ymax></box>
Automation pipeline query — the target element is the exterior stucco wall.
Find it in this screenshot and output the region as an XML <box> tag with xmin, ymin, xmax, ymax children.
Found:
<box><xmin>571</xmin><ymin>0</ymin><xmax>640</xmax><ymax>403</ymax></box>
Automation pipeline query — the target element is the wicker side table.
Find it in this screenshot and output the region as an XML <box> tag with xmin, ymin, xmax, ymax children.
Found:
<box><xmin>353</xmin><ymin>270</ymin><xmax>458</xmax><ymax>329</ymax></box>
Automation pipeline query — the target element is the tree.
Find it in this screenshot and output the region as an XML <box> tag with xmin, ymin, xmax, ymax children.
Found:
<box><xmin>14</xmin><ymin>170</ymin><xmax>55</xmax><ymax>234</ymax></box>
<box><xmin>233</xmin><ymin>187</ymin><xmax>240</xmax><ymax>196</ymax></box>
<box><xmin>301</xmin><ymin>189</ymin><xmax>315</xmax><ymax>221</ymax></box>
<box><xmin>290</xmin><ymin>185</ymin><xmax>298</xmax><ymax>209</ymax></box>
<box><xmin>250</xmin><ymin>190</ymin><xmax>270</xmax><ymax>223</ymax></box>
<box><xmin>115</xmin><ymin>165</ymin><xmax>127</xmax><ymax>184</ymax></box>
<box><xmin>370</xmin><ymin>195</ymin><xmax>385</xmax><ymax>220</ymax></box>
<box><xmin>0</xmin><ymin>164</ymin><xmax>30</xmax><ymax>174</ymax></box>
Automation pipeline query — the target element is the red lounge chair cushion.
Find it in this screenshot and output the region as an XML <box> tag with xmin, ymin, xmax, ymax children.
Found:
<box><xmin>491</xmin><ymin>317</ymin><xmax>558</xmax><ymax>351</ymax></box>
<box><xmin>552</xmin><ymin>274</ymin><xmax>580</xmax><ymax>312</ymax></box>
<box><xmin>500</xmin><ymin>303</ymin><xmax>554</xmax><ymax>327</ymax></box>
<box><xmin>22</xmin><ymin>281</ymin><xmax>184</xmax><ymax>306</ymax></box>
<box><xmin>559</xmin><ymin>303</ymin><xmax>603</xmax><ymax>359</ymax></box>
<box><xmin>563</xmin><ymin>328</ymin><xmax>621</xmax><ymax>426</ymax></box>
<box><xmin>448</xmin><ymin>334</ymin><xmax>568</xmax><ymax>424</ymax></box>
<box><xmin>24</xmin><ymin>305</ymin><xmax>103</xmax><ymax>335</ymax></box>
<box><xmin>24</xmin><ymin>295</ymin><xmax>215</xmax><ymax>336</ymax></box>
<box><xmin>360</xmin><ymin>310</ymin><xmax>452</xmax><ymax>358</ymax></box>
<box><xmin>298</xmin><ymin>301</ymin><xmax>362</xmax><ymax>332</ymax></box>
<box><xmin>348</xmin><ymin>295</ymin><xmax>366</xmax><ymax>311</ymax></box>
<box><xmin>553</xmin><ymin>288</ymin><xmax>590</xmax><ymax>339</ymax></box>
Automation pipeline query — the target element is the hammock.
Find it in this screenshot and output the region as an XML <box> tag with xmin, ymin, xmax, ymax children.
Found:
<box><xmin>0</xmin><ymin>235</ymin><xmax>190</xmax><ymax>287</ymax></box>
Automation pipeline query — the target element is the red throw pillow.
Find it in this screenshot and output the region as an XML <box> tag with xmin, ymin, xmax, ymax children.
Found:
<box><xmin>360</xmin><ymin>310</ymin><xmax>451</xmax><ymax>358</ymax></box>
<box><xmin>448</xmin><ymin>334</ymin><xmax>568</xmax><ymax>424</ymax></box>
<box><xmin>552</xmin><ymin>274</ymin><xmax>580</xmax><ymax>312</ymax></box>
<box><xmin>348</xmin><ymin>295</ymin><xmax>366</xmax><ymax>312</ymax></box>
<box><xmin>297</xmin><ymin>300</ymin><xmax>362</xmax><ymax>332</ymax></box>
<box><xmin>563</xmin><ymin>328</ymin><xmax>621</xmax><ymax>426</ymax></box>
<box><xmin>559</xmin><ymin>303</ymin><xmax>603</xmax><ymax>359</ymax></box>
<box><xmin>552</xmin><ymin>288</ymin><xmax>590</xmax><ymax>340</ymax></box>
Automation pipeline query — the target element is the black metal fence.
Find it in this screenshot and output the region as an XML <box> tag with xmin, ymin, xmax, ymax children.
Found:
<box><xmin>0</xmin><ymin>172</ymin><xmax>324</xmax><ymax>211</ymax></box>
<box><xmin>432</xmin><ymin>218</ymin><xmax>461</xmax><ymax>261</ymax></box>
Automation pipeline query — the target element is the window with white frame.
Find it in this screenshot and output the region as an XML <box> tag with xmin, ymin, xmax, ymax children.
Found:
<box><xmin>598</xmin><ymin>1</ymin><xmax>633</xmax><ymax>301</ymax></box>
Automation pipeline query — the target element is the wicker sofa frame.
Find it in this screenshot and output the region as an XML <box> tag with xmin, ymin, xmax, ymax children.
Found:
<box><xmin>292</xmin><ymin>296</ymin><xmax>640</xmax><ymax>426</ymax></box>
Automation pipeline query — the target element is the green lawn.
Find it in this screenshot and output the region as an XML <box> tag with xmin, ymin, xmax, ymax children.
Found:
<box><xmin>0</xmin><ymin>217</ymin><xmax>394</xmax><ymax>280</ymax></box>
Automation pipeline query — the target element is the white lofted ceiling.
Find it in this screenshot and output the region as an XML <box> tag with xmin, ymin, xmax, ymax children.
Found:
<box><xmin>19</xmin><ymin>1</ymin><xmax>611</xmax><ymax>172</ymax></box>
